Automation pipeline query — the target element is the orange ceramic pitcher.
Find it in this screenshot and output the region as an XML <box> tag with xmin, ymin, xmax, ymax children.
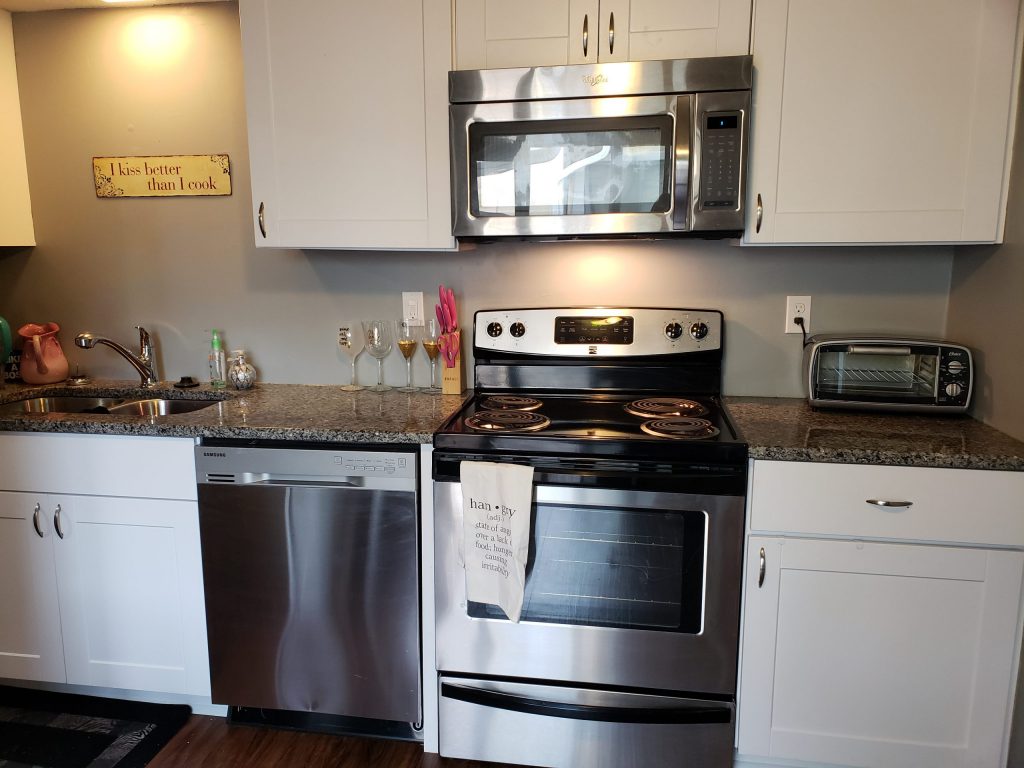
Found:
<box><xmin>18</xmin><ymin>322</ymin><xmax>69</xmax><ymax>384</ymax></box>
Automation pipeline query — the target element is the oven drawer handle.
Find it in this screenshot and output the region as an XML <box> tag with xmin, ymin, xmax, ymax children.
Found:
<box><xmin>441</xmin><ymin>682</ymin><xmax>731</xmax><ymax>725</ymax></box>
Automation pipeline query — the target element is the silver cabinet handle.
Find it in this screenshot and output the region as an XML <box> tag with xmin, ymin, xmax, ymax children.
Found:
<box><xmin>867</xmin><ymin>499</ymin><xmax>913</xmax><ymax>509</ymax></box>
<box><xmin>755</xmin><ymin>193</ymin><xmax>763</xmax><ymax>233</ymax></box>
<box><xmin>258</xmin><ymin>201</ymin><xmax>267</xmax><ymax>239</ymax></box>
<box><xmin>53</xmin><ymin>504</ymin><xmax>65</xmax><ymax>540</ymax></box>
<box><xmin>608</xmin><ymin>11</ymin><xmax>615</xmax><ymax>55</ymax></box>
<box><xmin>32</xmin><ymin>503</ymin><xmax>44</xmax><ymax>538</ymax></box>
<box><xmin>758</xmin><ymin>546</ymin><xmax>766</xmax><ymax>588</ymax></box>
<box><xmin>582</xmin><ymin>14</ymin><xmax>589</xmax><ymax>57</ymax></box>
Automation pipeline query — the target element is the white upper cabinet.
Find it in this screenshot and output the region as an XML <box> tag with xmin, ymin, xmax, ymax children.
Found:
<box><xmin>745</xmin><ymin>0</ymin><xmax>1023</xmax><ymax>244</ymax></box>
<box><xmin>454</xmin><ymin>0</ymin><xmax>752</xmax><ymax>70</ymax></box>
<box><xmin>0</xmin><ymin>11</ymin><xmax>35</xmax><ymax>247</ymax></box>
<box><xmin>239</xmin><ymin>0</ymin><xmax>454</xmax><ymax>250</ymax></box>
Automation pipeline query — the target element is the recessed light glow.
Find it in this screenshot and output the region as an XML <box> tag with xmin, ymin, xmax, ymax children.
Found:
<box><xmin>120</xmin><ymin>14</ymin><xmax>190</xmax><ymax>70</ymax></box>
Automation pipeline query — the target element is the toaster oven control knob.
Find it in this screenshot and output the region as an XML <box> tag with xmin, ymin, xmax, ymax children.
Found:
<box><xmin>486</xmin><ymin>322</ymin><xmax>503</xmax><ymax>338</ymax></box>
<box><xmin>665</xmin><ymin>322</ymin><xmax>683</xmax><ymax>340</ymax></box>
<box><xmin>947</xmin><ymin>360</ymin><xmax>965</xmax><ymax>374</ymax></box>
<box><xmin>945</xmin><ymin>382</ymin><xmax>964</xmax><ymax>398</ymax></box>
<box><xmin>689</xmin><ymin>321</ymin><xmax>709</xmax><ymax>341</ymax></box>
<box><xmin>510</xmin><ymin>322</ymin><xmax>526</xmax><ymax>338</ymax></box>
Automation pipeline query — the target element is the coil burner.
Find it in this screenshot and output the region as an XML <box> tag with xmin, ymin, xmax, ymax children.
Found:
<box><xmin>479</xmin><ymin>395</ymin><xmax>544</xmax><ymax>411</ymax></box>
<box><xmin>465</xmin><ymin>410</ymin><xmax>551</xmax><ymax>433</ymax></box>
<box><xmin>625</xmin><ymin>397</ymin><xmax>709</xmax><ymax>419</ymax></box>
<box><xmin>640</xmin><ymin>417</ymin><xmax>720</xmax><ymax>440</ymax></box>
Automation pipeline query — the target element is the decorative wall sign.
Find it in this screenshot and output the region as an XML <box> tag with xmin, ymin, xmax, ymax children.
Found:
<box><xmin>92</xmin><ymin>154</ymin><xmax>231</xmax><ymax>198</ymax></box>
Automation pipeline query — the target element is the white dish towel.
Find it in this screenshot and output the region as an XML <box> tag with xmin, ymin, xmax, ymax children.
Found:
<box><xmin>460</xmin><ymin>460</ymin><xmax>535</xmax><ymax>623</ymax></box>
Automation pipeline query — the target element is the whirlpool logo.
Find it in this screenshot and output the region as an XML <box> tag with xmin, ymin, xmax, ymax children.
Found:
<box><xmin>582</xmin><ymin>74</ymin><xmax>609</xmax><ymax>87</ymax></box>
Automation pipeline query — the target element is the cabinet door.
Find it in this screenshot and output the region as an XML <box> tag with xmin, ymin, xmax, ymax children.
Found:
<box><xmin>745</xmin><ymin>0</ymin><xmax>1021</xmax><ymax>244</ymax></box>
<box><xmin>455</xmin><ymin>0</ymin><xmax>599</xmax><ymax>68</ymax></box>
<box><xmin>240</xmin><ymin>0</ymin><xmax>454</xmax><ymax>250</ymax></box>
<box><xmin>621</xmin><ymin>0</ymin><xmax>751</xmax><ymax>61</ymax></box>
<box><xmin>0</xmin><ymin>11</ymin><xmax>34</xmax><ymax>246</ymax></box>
<box><xmin>0</xmin><ymin>492</ymin><xmax>65</xmax><ymax>683</ymax></box>
<box><xmin>53</xmin><ymin>496</ymin><xmax>210</xmax><ymax>696</ymax></box>
<box><xmin>738</xmin><ymin>536</ymin><xmax>1024</xmax><ymax>768</ymax></box>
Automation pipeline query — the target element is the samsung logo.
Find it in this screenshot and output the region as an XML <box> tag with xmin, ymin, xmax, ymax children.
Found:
<box><xmin>582</xmin><ymin>74</ymin><xmax>608</xmax><ymax>87</ymax></box>
<box><xmin>202</xmin><ymin>451</ymin><xmax>227</xmax><ymax>457</ymax></box>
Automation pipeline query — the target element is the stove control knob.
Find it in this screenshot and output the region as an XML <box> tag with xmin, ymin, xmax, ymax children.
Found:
<box><xmin>947</xmin><ymin>360</ymin><xmax>965</xmax><ymax>375</ymax></box>
<box><xmin>690</xmin><ymin>322</ymin><xmax>709</xmax><ymax>340</ymax></box>
<box><xmin>486</xmin><ymin>322</ymin><xmax>503</xmax><ymax>338</ymax></box>
<box><xmin>510</xmin><ymin>322</ymin><xmax>526</xmax><ymax>338</ymax></box>
<box><xmin>665</xmin><ymin>322</ymin><xmax>683</xmax><ymax>340</ymax></box>
<box><xmin>945</xmin><ymin>382</ymin><xmax>964</xmax><ymax>397</ymax></box>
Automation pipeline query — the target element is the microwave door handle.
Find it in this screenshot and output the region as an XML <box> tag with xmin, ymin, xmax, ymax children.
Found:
<box><xmin>845</xmin><ymin>345</ymin><xmax>913</xmax><ymax>355</ymax></box>
<box><xmin>672</xmin><ymin>95</ymin><xmax>693</xmax><ymax>231</ymax></box>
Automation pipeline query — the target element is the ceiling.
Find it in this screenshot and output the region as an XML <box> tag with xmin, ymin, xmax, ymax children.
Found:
<box><xmin>0</xmin><ymin>0</ymin><xmax>224</xmax><ymax>11</ymax></box>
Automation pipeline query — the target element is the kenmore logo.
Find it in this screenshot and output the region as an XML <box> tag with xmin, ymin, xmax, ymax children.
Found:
<box><xmin>203</xmin><ymin>451</ymin><xmax>227</xmax><ymax>457</ymax></box>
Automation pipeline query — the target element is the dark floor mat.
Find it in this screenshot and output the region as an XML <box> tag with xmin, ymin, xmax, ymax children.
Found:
<box><xmin>0</xmin><ymin>686</ymin><xmax>190</xmax><ymax>768</ymax></box>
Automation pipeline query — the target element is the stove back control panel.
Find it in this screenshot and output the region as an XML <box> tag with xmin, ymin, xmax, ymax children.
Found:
<box><xmin>475</xmin><ymin>307</ymin><xmax>722</xmax><ymax>357</ymax></box>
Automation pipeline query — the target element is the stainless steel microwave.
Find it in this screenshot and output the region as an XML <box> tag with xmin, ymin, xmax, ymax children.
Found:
<box><xmin>804</xmin><ymin>335</ymin><xmax>973</xmax><ymax>413</ymax></box>
<box><xmin>449</xmin><ymin>56</ymin><xmax>751</xmax><ymax>239</ymax></box>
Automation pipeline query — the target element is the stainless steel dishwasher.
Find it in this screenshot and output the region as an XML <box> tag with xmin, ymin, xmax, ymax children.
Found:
<box><xmin>195</xmin><ymin>440</ymin><xmax>421</xmax><ymax>738</ymax></box>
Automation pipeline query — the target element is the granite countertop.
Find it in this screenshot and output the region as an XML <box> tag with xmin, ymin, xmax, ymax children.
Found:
<box><xmin>727</xmin><ymin>396</ymin><xmax>1024</xmax><ymax>471</ymax></box>
<box><xmin>0</xmin><ymin>380</ymin><xmax>468</xmax><ymax>444</ymax></box>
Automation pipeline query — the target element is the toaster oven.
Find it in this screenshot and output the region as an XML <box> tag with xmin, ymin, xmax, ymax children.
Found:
<box><xmin>803</xmin><ymin>335</ymin><xmax>972</xmax><ymax>413</ymax></box>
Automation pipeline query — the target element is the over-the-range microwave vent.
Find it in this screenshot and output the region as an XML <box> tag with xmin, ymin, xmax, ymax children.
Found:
<box><xmin>205</xmin><ymin>473</ymin><xmax>236</xmax><ymax>484</ymax></box>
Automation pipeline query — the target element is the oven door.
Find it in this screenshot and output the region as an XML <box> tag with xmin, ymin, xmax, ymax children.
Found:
<box><xmin>810</xmin><ymin>342</ymin><xmax>941</xmax><ymax>406</ymax></box>
<box><xmin>434</xmin><ymin>477</ymin><xmax>744</xmax><ymax>695</ymax></box>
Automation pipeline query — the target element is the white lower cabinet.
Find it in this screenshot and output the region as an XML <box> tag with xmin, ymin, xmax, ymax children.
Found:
<box><xmin>737</xmin><ymin>461</ymin><xmax>1024</xmax><ymax>768</ymax></box>
<box><xmin>0</xmin><ymin>434</ymin><xmax>210</xmax><ymax>697</ymax></box>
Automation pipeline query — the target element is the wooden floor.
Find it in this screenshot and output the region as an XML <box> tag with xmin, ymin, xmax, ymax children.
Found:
<box><xmin>147</xmin><ymin>716</ymin><xmax>522</xmax><ymax>768</ymax></box>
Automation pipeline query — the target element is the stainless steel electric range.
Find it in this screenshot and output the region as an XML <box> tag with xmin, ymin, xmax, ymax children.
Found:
<box><xmin>432</xmin><ymin>307</ymin><xmax>747</xmax><ymax>768</ymax></box>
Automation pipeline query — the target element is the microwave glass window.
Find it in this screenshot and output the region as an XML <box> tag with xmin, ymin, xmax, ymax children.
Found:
<box><xmin>467</xmin><ymin>501</ymin><xmax>706</xmax><ymax>634</ymax></box>
<box><xmin>468</xmin><ymin>117</ymin><xmax>673</xmax><ymax>218</ymax></box>
<box><xmin>816</xmin><ymin>348</ymin><xmax>939</xmax><ymax>401</ymax></box>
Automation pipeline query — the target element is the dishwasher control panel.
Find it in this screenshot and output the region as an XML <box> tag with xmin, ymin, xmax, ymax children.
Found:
<box><xmin>195</xmin><ymin>443</ymin><xmax>417</xmax><ymax>485</ymax></box>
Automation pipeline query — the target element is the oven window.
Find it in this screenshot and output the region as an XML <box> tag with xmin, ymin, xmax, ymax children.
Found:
<box><xmin>467</xmin><ymin>116</ymin><xmax>673</xmax><ymax>217</ymax></box>
<box><xmin>815</xmin><ymin>346</ymin><xmax>939</xmax><ymax>402</ymax></box>
<box><xmin>468</xmin><ymin>501</ymin><xmax>706</xmax><ymax>633</ymax></box>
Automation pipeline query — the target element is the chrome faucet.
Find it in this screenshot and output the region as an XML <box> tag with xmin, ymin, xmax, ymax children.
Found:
<box><xmin>75</xmin><ymin>326</ymin><xmax>158</xmax><ymax>387</ymax></box>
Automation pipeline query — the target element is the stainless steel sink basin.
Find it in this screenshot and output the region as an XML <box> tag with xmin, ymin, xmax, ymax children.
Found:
<box><xmin>104</xmin><ymin>398</ymin><xmax>221</xmax><ymax>416</ymax></box>
<box><xmin>0</xmin><ymin>396</ymin><xmax>129</xmax><ymax>415</ymax></box>
<box><xmin>0</xmin><ymin>394</ymin><xmax>222</xmax><ymax>417</ymax></box>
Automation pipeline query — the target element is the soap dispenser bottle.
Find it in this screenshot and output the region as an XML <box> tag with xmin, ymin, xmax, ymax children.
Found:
<box><xmin>208</xmin><ymin>329</ymin><xmax>227</xmax><ymax>389</ymax></box>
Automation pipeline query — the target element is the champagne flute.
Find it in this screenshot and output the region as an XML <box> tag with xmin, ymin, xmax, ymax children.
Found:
<box><xmin>396</xmin><ymin>321</ymin><xmax>419</xmax><ymax>392</ymax></box>
<box><xmin>337</xmin><ymin>323</ymin><xmax>364</xmax><ymax>391</ymax></box>
<box><xmin>421</xmin><ymin>317</ymin><xmax>441</xmax><ymax>393</ymax></box>
<box><xmin>362</xmin><ymin>320</ymin><xmax>394</xmax><ymax>392</ymax></box>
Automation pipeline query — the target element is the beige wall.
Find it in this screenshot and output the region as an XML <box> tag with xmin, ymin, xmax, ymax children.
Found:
<box><xmin>1</xmin><ymin>3</ymin><xmax>954</xmax><ymax>396</ymax></box>
<box><xmin>948</xmin><ymin>82</ymin><xmax>1024</xmax><ymax>443</ymax></box>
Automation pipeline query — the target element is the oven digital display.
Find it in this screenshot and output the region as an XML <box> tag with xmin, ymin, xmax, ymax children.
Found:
<box><xmin>555</xmin><ymin>315</ymin><xmax>634</xmax><ymax>344</ymax></box>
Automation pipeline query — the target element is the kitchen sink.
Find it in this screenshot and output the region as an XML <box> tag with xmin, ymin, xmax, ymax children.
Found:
<box><xmin>0</xmin><ymin>394</ymin><xmax>222</xmax><ymax>417</ymax></box>
<box><xmin>105</xmin><ymin>398</ymin><xmax>221</xmax><ymax>416</ymax></box>
<box><xmin>0</xmin><ymin>396</ymin><xmax>130</xmax><ymax>415</ymax></box>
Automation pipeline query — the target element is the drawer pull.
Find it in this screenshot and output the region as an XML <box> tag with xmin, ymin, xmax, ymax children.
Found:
<box><xmin>866</xmin><ymin>499</ymin><xmax>913</xmax><ymax>509</ymax></box>
<box><xmin>758</xmin><ymin>546</ymin><xmax>766</xmax><ymax>588</ymax></box>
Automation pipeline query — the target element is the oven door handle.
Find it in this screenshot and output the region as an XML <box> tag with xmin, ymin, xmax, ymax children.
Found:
<box><xmin>441</xmin><ymin>682</ymin><xmax>731</xmax><ymax>725</ymax></box>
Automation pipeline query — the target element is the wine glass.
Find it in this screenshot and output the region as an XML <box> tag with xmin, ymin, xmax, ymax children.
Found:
<box><xmin>337</xmin><ymin>322</ymin><xmax>364</xmax><ymax>391</ymax></box>
<box><xmin>362</xmin><ymin>320</ymin><xmax>394</xmax><ymax>392</ymax></box>
<box><xmin>421</xmin><ymin>317</ymin><xmax>441</xmax><ymax>393</ymax></box>
<box><xmin>396</xmin><ymin>321</ymin><xmax>419</xmax><ymax>392</ymax></box>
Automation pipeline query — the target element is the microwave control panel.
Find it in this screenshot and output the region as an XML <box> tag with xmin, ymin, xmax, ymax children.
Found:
<box><xmin>698</xmin><ymin>111</ymin><xmax>743</xmax><ymax>211</ymax></box>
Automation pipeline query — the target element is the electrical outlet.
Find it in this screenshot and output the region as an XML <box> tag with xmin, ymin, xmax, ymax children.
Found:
<box><xmin>402</xmin><ymin>291</ymin><xmax>425</xmax><ymax>327</ymax></box>
<box><xmin>785</xmin><ymin>295</ymin><xmax>811</xmax><ymax>334</ymax></box>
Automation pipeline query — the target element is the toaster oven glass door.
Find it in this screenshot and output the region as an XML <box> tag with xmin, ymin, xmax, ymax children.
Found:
<box><xmin>814</xmin><ymin>344</ymin><xmax>940</xmax><ymax>404</ymax></box>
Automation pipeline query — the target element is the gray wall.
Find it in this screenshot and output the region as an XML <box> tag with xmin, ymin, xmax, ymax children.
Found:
<box><xmin>1</xmin><ymin>3</ymin><xmax>954</xmax><ymax>397</ymax></box>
